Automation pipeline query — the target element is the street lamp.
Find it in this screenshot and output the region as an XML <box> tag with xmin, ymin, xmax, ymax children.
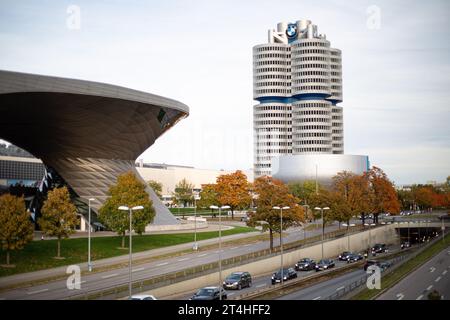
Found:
<box><xmin>342</xmin><ymin>223</ymin><xmax>356</xmax><ymax>251</ymax></box>
<box><xmin>118</xmin><ymin>205</ymin><xmax>144</xmax><ymax>299</ymax></box>
<box><xmin>364</xmin><ymin>223</ymin><xmax>376</xmax><ymax>251</ymax></box>
<box><xmin>273</xmin><ymin>206</ymin><xmax>290</xmax><ymax>285</ymax></box>
<box><xmin>193</xmin><ymin>194</ymin><xmax>200</xmax><ymax>250</ymax></box>
<box><xmin>302</xmin><ymin>204</ymin><xmax>310</xmax><ymax>241</ymax></box>
<box><xmin>314</xmin><ymin>207</ymin><xmax>330</xmax><ymax>260</ymax></box>
<box><xmin>87</xmin><ymin>198</ymin><xmax>96</xmax><ymax>272</ymax></box>
<box><xmin>210</xmin><ymin>205</ymin><xmax>230</xmax><ymax>300</ymax></box>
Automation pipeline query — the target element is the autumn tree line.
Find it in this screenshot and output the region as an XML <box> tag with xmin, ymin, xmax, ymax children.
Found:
<box><xmin>153</xmin><ymin>168</ymin><xmax>450</xmax><ymax>251</ymax></box>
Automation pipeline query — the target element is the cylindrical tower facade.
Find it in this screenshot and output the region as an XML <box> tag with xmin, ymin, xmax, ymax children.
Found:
<box><xmin>253</xmin><ymin>43</ymin><xmax>292</xmax><ymax>177</ymax></box>
<box><xmin>253</xmin><ymin>20</ymin><xmax>345</xmax><ymax>177</ymax></box>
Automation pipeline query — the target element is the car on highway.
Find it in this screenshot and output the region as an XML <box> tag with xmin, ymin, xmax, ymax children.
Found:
<box><xmin>295</xmin><ymin>258</ymin><xmax>316</xmax><ymax>271</ymax></box>
<box><xmin>129</xmin><ymin>294</ymin><xmax>157</xmax><ymax>300</ymax></box>
<box><xmin>378</xmin><ymin>261</ymin><xmax>392</xmax><ymax>271</ymax></box>
<box><xmin>338</xmin><ymin>251</ymin><xmax>352</xmax><ymax>261</ymax></box>
<box><xmin>190</xmin><ymin>287</ymin><xmax>227</xmax><ymax>300</ymax></box>
<box><xmin>315</xmin><ymin>259</ymin><xmax>335</xmax><ymax>271</ymax></box>
<box><xmin>401</xmin><ymin>241</ymin><xmax>411</xmax><ymax>249</ymax></box>
<box><xmin>271</xmin><ymin>268</ymin><xmax>297</xmax><ymax>284</ymax></box>
<box><xmin>371</xmin><ymin>243</ymin><xmax>388</xmax><ymax>255</ymax></box>
<box><xmin>346</xmin><ymin>253</ymin><xmax>364</xmax><ymax>263</ymax></box>
<box><xmin>223</xmin><ymin>271</ymin><xmax>252</xmax><ymax>290</ymax></box>
<box><xmin>364</xmin><ymin>260</ymin><xmax>380</xmax><ymax>271</ymax></box>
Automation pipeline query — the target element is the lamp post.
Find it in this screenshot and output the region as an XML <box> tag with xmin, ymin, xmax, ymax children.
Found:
<box><xmin>87</xmin><ymin>198</ymin><xmax>96</xmax><ymax>272</ymax></box>
<box><xmin>342</xmin><ymin>223</ymin><xmax>356</xmax><ymax>251</ymax></box>
<box><xmin>193</xmin><ymin>194</ymin><xmax>200</xmax><ymax>250</ymax></box>
<box><xmin>314</xmin><ymin>207</ymin><xmax>330</xmax><ymax>260</ymax></box>
<box><xmin>364</xmin><ymin>223</ymin><xmax>376</xmax><ymax>251</ymax></box>
<box><xmin>118</xmin><ymin>205</ymin><xmax>144</xmax><ymax>299</ymax></box>
<box><xmin>302</xmin><ymin>204</ymin><xmax>310</xmax><ymax>241</ymax></box>
<box><xmin>210</xmin><ymin>205</ymin><xmax>230</xmax><ymax>300</ymax></box>
<box><xmin>273</xmin><ymin>206</ymin><xmax>290</xmax><ymax>285</ymax></box>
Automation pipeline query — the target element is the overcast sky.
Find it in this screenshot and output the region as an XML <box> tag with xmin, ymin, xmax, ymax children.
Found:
<box><xmin>0</xmin><ymin>0</ymin><xmax>449</xmax><ymax>185</ymax></box>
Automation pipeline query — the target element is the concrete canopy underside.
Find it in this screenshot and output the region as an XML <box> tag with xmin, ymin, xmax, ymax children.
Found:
<box><xmin>0</xmin><ymin>70</ymin><xmax>189</xmax><ymax>225</ymax></box>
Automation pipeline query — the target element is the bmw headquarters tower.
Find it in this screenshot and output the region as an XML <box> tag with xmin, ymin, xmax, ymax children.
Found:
<box><xmin>253</xmin><ymin>20</ymin><xmax>369</xmax><ymax>184</ymax></box>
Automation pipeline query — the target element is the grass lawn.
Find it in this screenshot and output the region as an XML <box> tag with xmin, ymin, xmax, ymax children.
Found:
<box><xmin>169</xmin><ymin>207</ymin><xmax>212</xmax><ymax>215</ymax></box>
<box><xmin>0</xmin><ymin>226</ymin><xmax>255</xmax><ymax>277</ymax></box>
<box><xmin>351</xmin><ymin>233</ymin><xmax>450</xmax><ymax>300</ymax></box>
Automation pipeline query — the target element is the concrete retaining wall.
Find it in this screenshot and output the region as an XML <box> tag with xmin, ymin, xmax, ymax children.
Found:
<box><xmin>147</xmin><ymin>224</ymin><xmax>400</xmax><ymax>298</ymax></box>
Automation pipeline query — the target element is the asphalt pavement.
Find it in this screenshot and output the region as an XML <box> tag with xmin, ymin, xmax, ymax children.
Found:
<box><xmin>377</xmin><ymin>245</ymin><xmax>450</xmax><ymax>300</ymax></box>
<box><xmin>0</xmin><ymin>220</ymin><xmax>349</xmax><ymax>300</ymax></box>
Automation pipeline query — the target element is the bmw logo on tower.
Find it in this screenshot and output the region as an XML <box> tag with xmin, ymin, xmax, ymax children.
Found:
<box><xmin>286</xmin><ymin>23</ymin><xmax>297</xmax><ymax>38</ymax></box>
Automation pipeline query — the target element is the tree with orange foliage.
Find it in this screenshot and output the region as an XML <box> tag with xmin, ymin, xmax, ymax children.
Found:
<box><xmin>248</xmin><ymin>176</ymin><xmax>305</xmax><ymax>251</ymax></box>
<box><xmin>215</xmin><ymin>170</ymin><xmax>251</xmax><ymax>219</ymax></box>
<box><xmin>330</xmin><ymin>171</ymin><xmax>372</xmax><ymax>227</ymax></box>
<box><xmin>412</xmin><ymin>186</ymin><xmax>434</xmax><ymax>210</ymax></box>
<box><xmin>365</xmin><ymin>167</ymin><xmax>400</xmax><ymax>223</ymax></box>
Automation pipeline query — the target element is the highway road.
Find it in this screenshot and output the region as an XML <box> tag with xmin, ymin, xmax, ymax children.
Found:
<box><xmin>277</xmin><ymin>269</ymin><xmax>366</xmax><ymax>300</ymax></box>
<box><xmin>377</xmin><ymin>245</ymin><xmax>450</xmax><ymax>300</ymax></box>
<box><xmin>173</xmin><ymin>246</ymin><xmax>401</xmax><ymax>300</ymax></box>
<box><xmin>276</xmin><ymin>246</ymin><xmax>402</xmax><ymax>300</ymax></box>
<box><xmin>0</xmin><ymin>220</ymin><xmax>351</xmax><ymax>300</ymax></box>
<box><xmin>173</xmin><ymin>259</ymin><xmax>353</xmax><ymax>300</ymax></box>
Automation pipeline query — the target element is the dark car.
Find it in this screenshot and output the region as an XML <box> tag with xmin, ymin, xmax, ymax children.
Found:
<box><xmin>295</xmin><ymin>258</ymin><xmax>316</xmax><ymax>271</ymax></box>
<box><xmin>400</xmin><ymin>242</ymin><xmax>411</xmax><ymax>249</ymax></box>
<box><xmin>223</xmin><ymin>271</ymin><xmax>252</xmax><ymax>290</ymax></box>
<box><xmin>371</xmin><ymin>243</ymin><xmax>388</xmax><ymax>255</ymax></box>
<box><xmin>315</xmin><ymin>259</ymin><xmax>335</xmax><ymax>271</ymax></box>
<box><xmin>338</xmin><ymin>251</ymin><xmax>352</xmax><ymax>261</ymax></box>
<box><xmin>271</xmin><ymin>268</ymin><xmax>297</xmax><ymax>284</ymax></box>
<box><xmin>363</xmin><ymin>260</ymin><xmax>380</xmax><ymax>271</ymax></box>
<box><xmin>378</xmin><ymin>261</ymin><xmax>392</xmax><ymax>271</ymax></box>
<box><xmin>346</xmin><ymin>253</ymin><xmax>363</xmax><ymax>263</ymax></box>
<box><xmin>190</xmin><ymin>287</ymin><xmax>227</xmax><ymax>300</ymax></box>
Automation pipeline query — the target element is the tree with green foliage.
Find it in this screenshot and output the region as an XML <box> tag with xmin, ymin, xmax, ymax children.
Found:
<box><xmin>98</xmin><ymin>171</ymin><xmax>155</xmax><ymax>248</ymax></box>
<box><xmin>0</xmin><ymin>194</ymin><xmax>34</xmax><ymax>266</ymax></box>
<box><xmin>39</xmin><ymin>186</ymin><xmax>78</xmax><ymax>258</ymax></box>
<box><xmin>197</xmin><ymin>184</ymin><xmax>218</xmax><ymax>211</ymax></box>
<box><xmin>173</xmin><ymin>178</ymin><xmax>194</xmax><ymax>207</ymax></box>
<box><xmin>248</xmin><ymin>176</ymin><xmax>304</xmax><ymax>251</ymax></box>
<box><xmin>288</xmin><ymin>180</ymin><xmax>325</xmax><ymax>221</ymax></box>
<box><xmin>148</xmin><ymin>180</ymin><xmax>163</xmax><ymax>199</ymax></box>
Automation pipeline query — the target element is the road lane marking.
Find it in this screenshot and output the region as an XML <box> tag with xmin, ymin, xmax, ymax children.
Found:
<box><xmin>101</xmin><ymin>273</ymin><xmax>119</xmax><ymax>279</ymax></box>
<box><xmin>27</xmin><ymin>288</ymin><xmax>49</xmax><ymax>295</ymax></box>
<box><xmin>435</xmin><ymin>276</ymin><xmax>441</xmax><ymax>282</ymax></box>
<box><xmin>313</xmin><ymin>296</ymin><xmax>321</xmax><ymax>300</ymax></box>
<box><xmin>256</xmin><ymin>284</ymin><xmax>267</xmax><ymax>288</ymax></box>
<box><xmin>416</xmin><ymin>295</ymin><xmax>423</xmax><ymax>300</ymax></box>
<box><xmin>197</xmin><ymin>253</ymin><xmax>208</xmax><ymax>257</ymax></box>
<box><xmin>132</xmin><ymin>267</ymin><xmax>145</xmax><ymax>273</ymax></box>
<box><xmin>156</xmin><ymin>262</ymin><xmax>168</xmax><ymax>267</ymax></box>
<box><xmin>430</xmin><ymin>267</ymin><xmax>436</xmax><ymax>273</ymax></box>
<box><xmin>443</xmin><ymin>270</ymin><xmax>447</xmax><ymax>275</ymax></box>
<box><xmin>178</xmin><ymin>258</ymin><xmax>190</xmax><ymax>262</ymax></box>
<box><xmin>396</xmin><ymin>293</ymin><xmax>404</xmax><ymax>300</ymax></box>
<box><xmin>427</xmin><ymin>285</ymin><xmax>433</xmax><ymax>291</ymax></box>
<box><xmin>243</xmin><ymin>244</ymin><xmax>252</xmax><ymax>247</ymax></box>
<box><xmin>336</xmin><ymin>286</ymin><xmax>345</xmax><ymax>291</ymax></box>
<box><xmin>230</xmin><ymin>247</ymin><xmax>238</xmax><ymax>250</ymax></box>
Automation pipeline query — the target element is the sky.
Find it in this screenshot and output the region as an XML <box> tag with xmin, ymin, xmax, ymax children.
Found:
<box><xmin>0</xmin><ymin>0</ymin><xmax>449</xmax><ymax>185</ymax></box>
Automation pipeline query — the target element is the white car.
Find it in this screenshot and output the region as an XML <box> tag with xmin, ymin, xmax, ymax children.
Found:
<box><xmin>129</xmin><ymin>294</ymin><xmax>157</xmax><ymax>300</ymax></box>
